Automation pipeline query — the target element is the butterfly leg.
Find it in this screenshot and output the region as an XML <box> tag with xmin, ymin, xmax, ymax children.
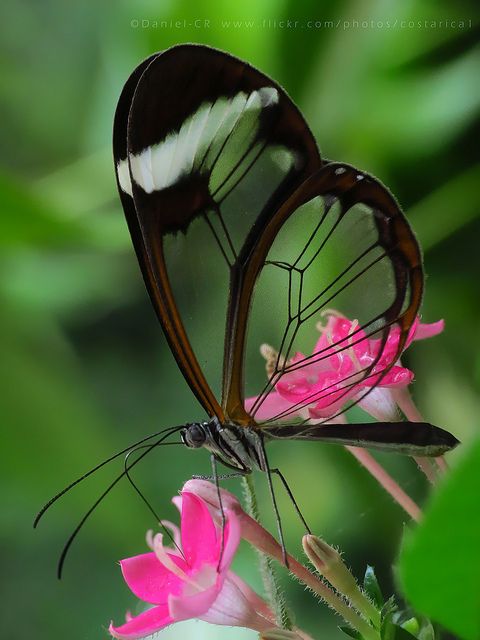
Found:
<box><xmin>271</xmin><ymin>467</ymin><xmax>311</xmax><ymax>534</ymax></box>
<box><xmin>192</xmin><ymin>472</ymin><xmax>245</xmax><ymax>481</ymax></box>
<box><xmin>259</xmin><ymin>437</ymin><xmax>289</xmax><ymax>568</ymax></box>
<box><xmin>210</xmin><ymin>453</ymin><xmax>227</xmax><ymax>571</ymax></box>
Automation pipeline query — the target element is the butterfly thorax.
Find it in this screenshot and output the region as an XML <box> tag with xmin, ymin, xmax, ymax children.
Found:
<box><xmin>181</xmin><ymin>418</ymin><xmax>266</xmax><ymax>473</ymax></box>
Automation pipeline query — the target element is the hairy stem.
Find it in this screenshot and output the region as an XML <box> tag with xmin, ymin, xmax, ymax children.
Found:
<box><xmin>237</xmin><ymin>509</ymin><xmax>380</xmax><ymax>639</ymax></box>
<box><xmin>242</xmin><ymin>474</ymin><xmax>293</xmax><ymax>631</ymax></box>
<box><xmin>345</xmin><ymin>446</ymin><xmax>422</xmax><ymax>521</ymax></box>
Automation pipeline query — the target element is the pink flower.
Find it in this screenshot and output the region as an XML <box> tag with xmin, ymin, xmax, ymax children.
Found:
<box><xmin>109</xmin><ymin>491</ymin><xmax>274</xmax><ymax>639</ymax></box>
<box><xmin>246</xmin><ymin>312</ymin><xmax>444</xmax><ymax>423</ymax></box>
<box><xmin>182</xmin><ymin>479</ymin><xmax>380</xmax><ymax>640</ymax></box>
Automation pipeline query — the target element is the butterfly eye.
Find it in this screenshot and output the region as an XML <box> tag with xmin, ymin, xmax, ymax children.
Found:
<box><xmin>183</xmin><ymin>424</ymin><xmax>207</xmax><ymax>448</ymax></box>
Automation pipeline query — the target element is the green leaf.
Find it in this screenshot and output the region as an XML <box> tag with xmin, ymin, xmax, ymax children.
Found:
<box><xmin>399</xmin><ymin>440</ymin><xmax>480</xmax><ymax>640</ymax></box>
<box><xmin>363</xmin><ymin>565</ymin><xmax>384</xmax><ymax>608</ymax></box>
<box><xmin>400</xmin><ymin>617</ymin><xmax>420</xmax><ymax>635</ymax></box>
<box><xmin>339</xmin><ymin>626</ymin><xmax>362</xmax><ymax>639</ymax></box>
<box><xmin>391</xmin><ymin>625</ymin><xmax>418</xmax><ymax>640</ymax></box>
<box><xmin>381</xmin><ymin>596</ymin><xmax>398</xmax><ymax>622</ymax></box>
<box><xmin>381</xmin><ymin>597</ymin><xmax>399</xmax><ymax>640</ymax></box>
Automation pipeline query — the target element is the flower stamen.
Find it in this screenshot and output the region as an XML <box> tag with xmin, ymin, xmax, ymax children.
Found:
<box><xmin>151</xmin><ymin>533</ymin><xmax>201</xmax><ymax>588</ymax></box>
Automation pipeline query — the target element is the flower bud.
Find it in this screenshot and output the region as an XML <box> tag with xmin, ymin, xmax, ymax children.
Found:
<box><xmin>303</xmin><ymin>534</ymin><xmax>357</xmax><ymax>595</ymax></box>
<box><xmin>302</xmin><ymin>535</ymin><xmax>380</xmax><ymax>627</ymax></box>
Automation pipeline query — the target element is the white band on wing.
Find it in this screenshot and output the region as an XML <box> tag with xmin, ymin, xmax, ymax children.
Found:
<box><xmin>117</xmin><ymin>87</ymin><xmax>280</xmax><ymax>196</ymax></box>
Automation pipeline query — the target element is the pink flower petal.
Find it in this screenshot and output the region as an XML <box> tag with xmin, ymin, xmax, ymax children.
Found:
<box><xmin>174</xmin><ymin>500</ymin><xmax>240</xmax><ymax>574</ymax></box>
<box><xmin>261</xmin><ymin>353</ymin><xmax>318</xmax><ymax>398</ymax></box>
<box><xmin>276</xmin><ymin>372</ymin><xmax>326</xmax><ymax>403</ymax></box>
<box><xmin>276</xmin><ymin>378</ymin><xmax>313</xmax><ymax>403</ymax></box>
<box><xmin>218</xmin><ymin>511</ymin><xmax>241</xmax><ymax>573</ymax></box>
<box><xmin>286</xmin><ymin>351</ymin><xmax>332</xmax><ymax>380</ymax></box>
<box><xmin>168</xmin><ymin>579</ymin><xmax>221</xmax><ymax>622</ymax></box>
<box><xmin>245</xmin><ymin>392</ymin><xmax>296</xmax><ymax>421</ymax></box>
<box><xmin>277</xmin><ymin>369</ymin><xmax>356</xmax><ymax>412</ymax></box>
<box><xmin>226</xmin><ymin>572</ymin><xmax>274</xmax><ymax>623</ymax></box>
<box><xmin>308</xmin><ymin>396</ymin><xmax>352</xmax><ymax>419</ymax></box>
<box><xmin>171</xmin><ymin>495</ymin><xmax>182</xmax><ymax>513</ymax></box>
<box><xmin>182</xmin><ymin>479</ymin><xmax>240</xmax><ymax>512</ymax></box>
<box><xmin>246</xmin><ymin>314</ymin><xmax>442</xmax><ymax>426</ymax></box>
<box><xmin>404</xmin><ymin>317</ymin><xmax>420</xmax><ymax>349</ymax></box>
<box><xmin>199</xmin><ymin>575</ymin><xmax>271</xmax><ymax>632</ymax></box>
<box><xmin>110</xmin><ymin>492</ymin><xmax>242</xmax><ymax>637</ymax></box>
<box><xmin>358</xmin><ymin>388</ymin><xmax>398</xmax><ymax>422</ymax></box>
<box><xmin>413</xmin><ymin>319</ymin><xmax>445</xmax><ymax>340</ymax></box>
<box><xmin>180</xmin><ymin>492</ymin><xmax>218</xmax><ymax>569</ymax></box>
<box><xmin>313</xmin><ymin>315</ymin><xmax>370</xmax><ymax>368</ymax></box>
<box><xmin>109</xmin><ymin>604</ymin><xmax>172</xmax><ymax>639</ymax></box>
<box><xmin>119</xmin><ymin>553</ymin><xmax>185</xmax><ymax>605</ymax></box>
<box><xmin>362</xmin><ymin>366</ymin><xmax>414</xmax><ymax>388</ymax></box>
<box><xmin>382</xmin><ymin>366</ymin><xmax>414</xmax><ymax>387</ymax></box>
<box><xmin>375</xmin><ymin>318</ymin><xmax>444</xmax><ymax>359</ymax></box>
<box><xmin>370</xmin><ymin>327</ymin><xmax>402</xmax><ymax>363</ymax></box>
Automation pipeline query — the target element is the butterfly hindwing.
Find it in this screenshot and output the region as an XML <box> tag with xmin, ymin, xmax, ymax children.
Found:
<box><xmin>237</xmin><ymin>163</ymin><xmax>423</xmax><ymax>426</ymax></box>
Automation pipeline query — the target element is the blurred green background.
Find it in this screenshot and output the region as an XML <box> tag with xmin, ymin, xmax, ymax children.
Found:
<box><xmin>1</xmin><ymin>1</ymin><xmax>479</xmax><ymax>639</ymax></box>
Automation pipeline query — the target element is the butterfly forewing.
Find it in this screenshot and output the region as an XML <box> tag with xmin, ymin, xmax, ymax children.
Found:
<box><xmin>114</xmin><ymin>44</ymin><xmax>321</xmax><ymax>418</ymax></box>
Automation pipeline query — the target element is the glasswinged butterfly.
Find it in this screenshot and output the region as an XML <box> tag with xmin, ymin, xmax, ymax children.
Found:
<box><xmin>35</xmin><ymin>44</ymin><xmax>458</xmax><ymax>576</ymax></box>
<box><xmin>113</xmin><ymin>43</ymin><xmax>457</xmax><ymax>462</ymax></box>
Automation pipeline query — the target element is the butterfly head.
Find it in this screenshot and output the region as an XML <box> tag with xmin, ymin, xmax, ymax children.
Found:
<box><xmin>181</xmin><ymin>422</ymin><xmax>209</xmax><ymax>449</ymax></box>
<box><xmin>181</xmin><ymin>419</ymin><xmax>262</xmax><ymax>473</ymax></box>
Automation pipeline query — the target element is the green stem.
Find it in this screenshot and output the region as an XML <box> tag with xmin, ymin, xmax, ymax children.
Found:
<box><xmin>241</xmin><ymin>474</ymin><xmax>293</xmax><ymax>631</ymax></box>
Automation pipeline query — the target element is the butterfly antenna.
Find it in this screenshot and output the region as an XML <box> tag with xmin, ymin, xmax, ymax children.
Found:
<box><xmin>56</xmin><ymin>426</ymin><xmax>181</xmax><ymax>579</ymax></box>
<box><xmin>34</xmin><ymin>426</ymin><xmax>184</xmax><ymax>528</ymax></box>
<box><xmin>123</xmin><ymin>444</ymin><xmax>186</xmax><ymax>559</ymax></box>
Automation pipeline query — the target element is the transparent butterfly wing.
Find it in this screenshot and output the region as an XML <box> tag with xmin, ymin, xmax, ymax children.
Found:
<box><xmin>113</xmin><ymin>44</ymin><xmax>321</xmax><ymax>418</ymax></box>
<box><xmin>239</xmin><ymin>163</ymin><xmax>423</xmax><ymax>427</ymax></box>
